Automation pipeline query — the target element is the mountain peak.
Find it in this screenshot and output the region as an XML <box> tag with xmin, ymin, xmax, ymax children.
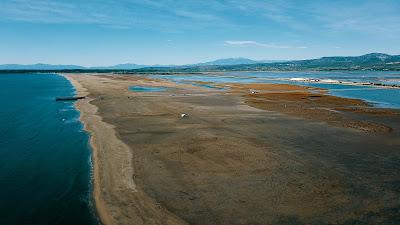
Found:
<box><xmin>361</xmin><ymin>53</ymin><xmax>391</xmax><ymax>61</ymax></box>
<box><xmin>363</xmin><ymin>53</ymin><xmax>390</xmax><ymax>57</ymax></box>
<box><xmin>196</xmin><ymin>58</ymin><xmax>260</xmax><ymax>66</ymax></box>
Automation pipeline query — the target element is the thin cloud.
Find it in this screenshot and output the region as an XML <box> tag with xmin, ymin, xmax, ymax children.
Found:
<box><xmin>229</xmin><ymin>0</ymin><xmax>310</xmax><ymax>31</ymax></box>
<box><xmin>225</xmin><ymin>41</ymin><xmax>307</xmax><ymax>49</ymax></box>
<box><xmin>0</xmin><ymin>0</ymin><xmax>227</xmax><ymax>30</ymax></box>
<box><xmin>230</xmin><ymin>0</ymin><xmax>400</xmax><ymax>35</ymax></box>
<box><xmin>0</xmin><ymin>0</ymin><xmax>398</xmax><ymax>37</ymax></box>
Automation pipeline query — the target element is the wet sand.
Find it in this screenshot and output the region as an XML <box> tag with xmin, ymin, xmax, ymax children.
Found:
<box><xmin>65</xmin><ymin>73</ymin><xmax>400</xmax><ymax>225</ymax></box>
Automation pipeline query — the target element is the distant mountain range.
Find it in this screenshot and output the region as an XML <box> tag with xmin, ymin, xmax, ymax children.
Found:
<box><xmin>0</xmin><ymin>58</ymin><xmax>285</xmax><ymax>70</ymax></box>
<box><xmin>289</xmin><ymin>53</ymin><xmax>400</xmax><ymax>69</ymax></box>
<box><xmin>0</xmin><ymin>63</ymin><xmax>144</xmax><ymax>70</ymax></box>
<box><xmin>1</xmin><ymin>53</ymin><xmax>399</xmax><ymax>71</ymax></box>
<box><xmin>158</xmin><ymin>53</ymin><xmax>400</xmax><ymax>72</ymax></box>
<box><xmin>90</xmin><ymin>64</ymin><xmax>148</xmax><ymax>70</ymax></box>
<box><xmin>190</xmin><ymin>58</ymin><xmax>283</xmax><ymax>66</ymax></box>
<box><xmin>0</xmin><ymin>64</ymin><xmax>86</xmax><ymax>70</ymax></box>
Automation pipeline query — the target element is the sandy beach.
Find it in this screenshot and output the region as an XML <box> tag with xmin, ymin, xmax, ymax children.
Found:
<box><xmin>64</xmin><ymin>73</ymin><xmax>400</xmax><ymax>225</ymax></box>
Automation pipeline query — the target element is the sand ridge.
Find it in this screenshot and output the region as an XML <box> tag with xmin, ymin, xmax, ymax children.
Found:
<box><xmin>64</xmin><ymin>74</ymin><xmax>189</xmax><ymax>225</ymax></box>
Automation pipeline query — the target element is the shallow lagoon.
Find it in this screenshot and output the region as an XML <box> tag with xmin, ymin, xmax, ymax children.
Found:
<box><xmin>151</xmin><ymin>71</ymin><xmax>400</xmax><ymax>108</ymax></box>
<box><xmin>129</xmin><ymin>86</ymin><xmax>169</xmax><ymax>92</ymax></box>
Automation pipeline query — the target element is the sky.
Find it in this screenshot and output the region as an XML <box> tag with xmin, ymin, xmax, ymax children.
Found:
<box><xmin>0</xmin><ymin>0</ymin><xmax>399</xmax><ymax>66</ymax></box>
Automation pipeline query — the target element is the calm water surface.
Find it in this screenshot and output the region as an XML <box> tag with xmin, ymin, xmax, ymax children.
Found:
<box><xmin>151</xmin><ymin>71</ymin><xmax>400</xmax><ymax>108</ymax></box>
<box><xmin>0</xmin><ymin>74</ymin><xmax>99</xmax><ymax>225</ymax></box>
<box><xmin>129</xmin><ymin>85</ymin><xmax>169</xmax><ymax>92</ymax></box>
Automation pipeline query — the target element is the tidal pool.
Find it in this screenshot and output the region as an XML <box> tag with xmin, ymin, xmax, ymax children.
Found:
<box><xmin>129</xmin><ymin>86</ymin><xmax>168</xmax><ymax>92</ymax></box>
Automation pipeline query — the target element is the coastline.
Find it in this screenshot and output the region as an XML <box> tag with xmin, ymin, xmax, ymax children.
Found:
<box><xmin>62</xmin><ymin>74</ymin><xmax>118</xmax><ymax>225</ymax></box>
<box><xmin>61</xmin><ymin>73</ymin><xmax>400</xmax><ymax>225</ymax></box>
<box><xmin>62</xmin><ymin>74</ymin><xmax>189</xmax><ymax>225</ymax></box>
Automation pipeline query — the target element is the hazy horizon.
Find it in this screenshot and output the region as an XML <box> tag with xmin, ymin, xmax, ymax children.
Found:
<box><xmin>1</xmin><ymin>0</ymin><xmax>400</xmax><ymax>66</ymax></box>
<box><xmin>1</xmin><ymin>52</ymin><xmax>399</xmax><ymax>69</ymax></box>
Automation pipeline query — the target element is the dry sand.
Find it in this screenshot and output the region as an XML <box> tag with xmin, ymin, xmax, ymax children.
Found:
<box><xmin>64</xmin><ymin>73</ymin><xmax>400</xmax><ymax>225</ymax></box>
<box><xmin>64</xmin><ymin>75</ymin><xmax>187</xmax><ymax>225</ymax></box>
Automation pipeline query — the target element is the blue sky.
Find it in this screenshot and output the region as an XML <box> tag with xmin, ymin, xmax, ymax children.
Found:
<box><xmin>0</xmin><ymin>0</ymin><xmax>399</xmax><ymax>66</ymax></box>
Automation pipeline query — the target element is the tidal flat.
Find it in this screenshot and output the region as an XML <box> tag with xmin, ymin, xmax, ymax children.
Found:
<box><xmin>66</xmin><ymin>73</ymin><xmax>400</xmax><ymax>225</ymax></box>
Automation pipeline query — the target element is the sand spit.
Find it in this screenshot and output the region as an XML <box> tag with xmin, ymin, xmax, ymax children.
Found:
<box><xmin>63</xmin><ymin>74</ymin><xmax>188</xmax><ymax>225</ymax></box>
<box><xmin>63</xmin><ymin>75</ymin><xmax>117</xmax><ymax>225</ymax></box>
<box><xmin>284</xmin><ymin>77</ymin><xmax>400</xmax><ymax>89</ymax></box>
<box><xmin>64</xmin><ymin>73</ymin><xmax>400</xmax><ymax>225</ymax></box>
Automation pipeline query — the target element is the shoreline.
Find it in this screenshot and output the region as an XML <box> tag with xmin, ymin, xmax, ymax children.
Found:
<box><xmin>62</xmin><ymin>74</ymin><xmax>188</xmax><ymax>225</ymax></box>
<box><xmin>60</xmin><ymin>73</ymin><xmax>400</xmax><ymax>224</ymax></box>
<box><xmin>62</xmin><ymin>74</ymin><xmax>119</xmax><ymax>225</ymax></box>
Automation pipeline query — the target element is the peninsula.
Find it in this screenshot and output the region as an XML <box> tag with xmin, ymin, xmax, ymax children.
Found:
<box><xmin>64</xmin><ymin>73</ymin><xmax>400</xmax><ymax>225</ymax></box>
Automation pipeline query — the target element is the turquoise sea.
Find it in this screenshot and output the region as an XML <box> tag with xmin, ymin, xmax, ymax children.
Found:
<box><xmin>0</xmin><ymin>74</ymin><xmax>98</xmax><ymax>225</ymax></box>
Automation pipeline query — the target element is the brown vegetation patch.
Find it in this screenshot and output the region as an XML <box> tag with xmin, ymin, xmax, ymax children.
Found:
<box><xmin>227</xmin><ymin>83</ymin><xmax>397</xmax><ymax>133</ymax></box>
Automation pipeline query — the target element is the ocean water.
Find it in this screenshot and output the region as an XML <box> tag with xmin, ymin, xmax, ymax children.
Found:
<box><xmin>0</xmin><ymin>74</ymin><xmax>99</xmax><ymax>225</ymax></box>
<box><xmin>151</xmin><ymin>71</ymin><xmax>400</xmax><ymax>108</ymax></box>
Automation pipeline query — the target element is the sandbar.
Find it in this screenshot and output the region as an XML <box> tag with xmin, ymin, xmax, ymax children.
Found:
<box><xmin>64</xmin><ymin>73</ymin><xmax>400</xmax><ymax>225</ymax></box>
